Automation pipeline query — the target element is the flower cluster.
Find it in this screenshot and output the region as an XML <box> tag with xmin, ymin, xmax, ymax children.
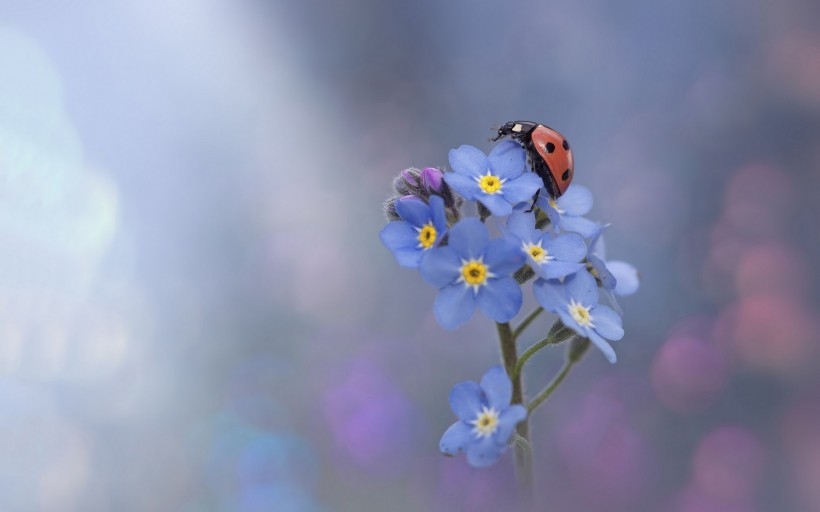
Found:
<box><xmin>379</xmin><ymin>137</ymin><xmax>638</xmax><ymax>468</ymax></box>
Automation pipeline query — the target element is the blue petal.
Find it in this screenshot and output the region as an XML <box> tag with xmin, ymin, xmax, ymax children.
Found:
<box><xmin>479</xmin><ymin>366</ymin><xmax>512</xmax><ymax>410</ymax></box>
<box><xmin>449</xmin><ymin>381</ymin><xmax>484</xmax><ymax>422</ymax></box>
<box><xmin>532</xmin><ymin>278</ymin><xmax>568</xmax><ymax>313</ymax></box>
<box><xmin>590</xmin><ymin>304</ymin><xmax>624</xmax><ymax>341</ymax></box>
<box><xmin>448</xmin><ymin>218</ymin><xmax>490</xmax><ymax>259</ymax></box>
<box><xmin>449</xmin><ymin>145</ymin><xmax>488</xmax><ymax>178</ymax></box>
<box><xmin>429</xmin><ymin>195</ymin><xmax>447</xmax><ymax>232</ymax></box>
<box><xmin>488</xmin><ymin>140</ymin><xmax>526</xmax><ymax>180</ymax></box>
<box><xmin>558</xmin><ymin>215</ymin><xmax>600</xmax><ymax>238</ymax></box>
<box><xmin>484</xmin><ymin>237</ymin><xmax>525</xmax><ymax>276</ymax></box>
<box><xmin>391</xmin><ymin>247</ymin><xmax>424</xmax><ymax>268</ymax></box>
<box><xmin>536</xmin><ymin>191</ymin><xmax>555</xmax><ymax>211</ymax></box>
<box><xmin>543</xmin><ymin>232</ymin><xmax>587</xmax><ymax>263</ymax></box>
<box><xmin>394</xmin><ymin>197</ymin><xmax>431</xmax><ymax>227</ymax></box>
<box><xmin>466</xmin><ymin>436</ymin><xmax>505</xmax><ymax>468</ymax></box>
<box><xmin>477</xmin><ymin>193</ymin><xmax>513</xmax><ymax>217</ymax></box>
<box><xmin>379</xmin><ymin>221</ymin><xmax>417</xmax><ymax>250</ymax></box>
<box><xmin>380</xmin><ymin>222</ymin><xmax>423</xmax><ymax>267</ymax></box>
<box><xmin>440</xmin><ymin>421</ymin><xmax>474</xmax><ymax>455</ymax></box>
<box><xmin>433</xmin><ymin>284</ymin><xmax>476</xmax><ymax>330</ymax></box>
<box><xmin>588</xmin><ymin>225</ymin><xmax>609</xmax><ymax>259</ymax></box>
<box><xmin>443</xmin><ymin>172</ymin><xmax>482</xmax><ymax>201</ymax></box>
<box><xmin>476</xmin><ymin>277</ymin><xmax>522</xmax><ymax>323</ymax></box>
<box><xmin>492</xmin><ymin>405</ymin><xmax>527</xmax><ymax>446</ymax></box>
<box><xmin>419</xmin><ymin>246</ymin><xmax>460</xmax><ymax>287</ymax></box>
<box><xmin>587</xmin><ymin>331</ymin><xmax>618</xmax><ymax>363</ymax></box>
<box><xmin>564</xmin><ymin>271</ymin><xmax>599</xmax><ymax>307</ymax></box>
<box><xmin>500</xmin><ymin>172</ymin><xmax>542</xmax><ymax>204</ymax></box>
<box><xmin>535</xmin><ymin>261</ymin><xmax>584</xmax><ymax>280</ymax></box>
<box><xmin>602</xmin><ymin>288</ymin><xmax>623</xmax><ymax>316</ymax></box>
<box><xmin>588</xmin><ymin>255</ymin><xmax>617</xmax><ymax>290</ymax></box>
<box><xmin>504</xmin><ymin>209</ymin><xmax>537</xmax><ymax>243</ymax></box>
<box><xmin>556</xmin><ymin>185</ymin><xmax>593</xmax><ymax>215</ymax></box>
<box><xmin>608</xmin><ymin>260</ymin><xmax>640</xmax><ymax>296</ymax></box>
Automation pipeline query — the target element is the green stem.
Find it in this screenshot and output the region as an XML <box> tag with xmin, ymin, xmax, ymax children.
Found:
<box><xmin>527</xmin><ymin>338</ymin><xmax>589</xmax><ymax>414</ymax></box>
<box><xmin>495</xmin><ymin>322</ymin><xmax>532</xmax><ymax>496</ymax></box>
<box><xmin>512</xmin><ymin>324</ymin><xmax>574</xmax><ymax>380</ymax></box>
<box><xmin>512</xmin><ymin>307</ymin><xmax>543</xmax><ymax>340</ymax></box>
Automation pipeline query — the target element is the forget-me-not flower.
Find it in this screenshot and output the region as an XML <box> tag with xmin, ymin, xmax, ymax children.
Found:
<box><xmin>505</xmin><ymin>207</ymin><xmax>587</xmax><ymax>280</ymax></box>
<box><xmin>588</xmin><ymin>226</ymin><xmax>640</xmax><ymax>296</ymax></box>
<box><xmin>533</xmin><ymin>271</ymin><xmax>624</xmax><ymax>363</ymax></box>
<box><xmin>380</xmin><ymin>195</ymin><xmax>447</xmax><ymax>268</ymax></box>
<box><xmin>420</xmin><ymin>218</ymin><xmax>524</xmax><ymax>330</ymax></box>
<box><xmin>536</xmin><ymin>184</ymin><xmax>599</xmax><ymax>238</ymax></box>
<box><xmin>445</xmin><ymin>141</ymin><xmax>542</xmax><ymax>217</ymax></box>
<box><xmin>439</xmin><ymin>365</ymin><xmax>527</xmax><ymax>467</ymax></box>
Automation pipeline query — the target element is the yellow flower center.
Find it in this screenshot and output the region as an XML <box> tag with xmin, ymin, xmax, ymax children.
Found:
<box><xmin>523</xmin><ymin>242</ymin><xmax>551</xmax><ymax>264</ymax></box>
<box><xmin>568</xmin><ymin>299</ymin><xmax>594</xmax><ymax>327</ymax></box>
<box><xmin>417</xmin><ymin>223</ymin><xmax>437</xmax><ymax>249</ymax></box>
<box><xmin>548</xmin><ymin>198</ymin><xmax>564</xmax><ymax>214</ymax></box>
<box><xmin>478</xmin><ymin>172</ymin><xmax>503</xmax><ymax>194</ymax></box>
<box><xmin>471</xmin><ymin>406</ymin><xmax>500</xmax><ymax>438</ymax></box>
<box><xmin>458</xmin><ymin>258</ymin><xmax>493</xmax><ymax>291</ymax></box>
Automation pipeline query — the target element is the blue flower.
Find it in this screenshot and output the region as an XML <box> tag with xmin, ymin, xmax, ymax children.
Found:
<box><xmin>586</xmin><ymin>226</ymin><xmax>617</xmax><ymax>293</ymax></box>
<box><xmin>379</xmin><ymin>195</ymin><xmax>447</xmax><ymax>268</ymax></box>
<box><xmin>505</xmin><ymin>207</ymin><xmax>587</xmax><ymax>280</ymax></box>
<box><xmin>439</xmin><ymin>366</ymin><xmax>527</xmax><ymax>468</ymax></box>
<box><xmin>445</xmin><ymin>141</ymin><xmax>543</xmax><ymax>217</ymax></box>
<box><xmin>536</xmin><ymin>184</ymin><xmax>600</xmax><ymax>238</ymax></box>
<box><xmin>419</xmin><ymin>218</ymin><xmax>524</xmax><ymax>330</ymax></box>
<box><xmin>588</xmin><ymin>226</ymin><xmax>640</xmax><ymax>296</ymax></box>
<box><xmin>532</xmin><ymin>271</ymin><xmax>624</xmax><ymax>363</ymax></box>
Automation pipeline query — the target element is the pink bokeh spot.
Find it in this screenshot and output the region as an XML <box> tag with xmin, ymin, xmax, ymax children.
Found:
<box><xmin>651</xmin><ymin>336</ymin><xmax>727</xmax><ymax>413</ymax></box>
<box><xmin>734</xmin><ymin>243</ymin><xmax>810</xmax><ymax>299</ymax></box>
<box><xmin>670</xmin><ymin>485</ymin><xmax>758</xmax><ymax>512</ymax></box>
<box><xmin>714</xmin><ymin>294</ymin><xmax>817</xmax><ymax>375</ymax></box>
<box><xmin>555</xmin><ymin>379</ymin><xmax>654</xmax><ymax>508</ymax></box>
<box><xmin>692</xmin><ymin>426</ymin><xmax>766</xmax><ymax>504</ymax></box>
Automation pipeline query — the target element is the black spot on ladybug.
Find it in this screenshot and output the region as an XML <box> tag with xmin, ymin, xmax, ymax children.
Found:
<box><xmin>562</xmin><ymin>140</ymin><xmax>569</xmax><ymax>150</ymax></box>
<box><xmin>562</xmin><ymin>169</ymin><xmax>570</xmax><ymax>181</ymax></box>
<box><xmin>545</xmin><ymin>142</ymin><xmax>555</xmax><ymax>153</ymax></box>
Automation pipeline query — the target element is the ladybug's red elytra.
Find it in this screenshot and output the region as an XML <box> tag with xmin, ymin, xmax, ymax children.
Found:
<box><xmin>492</xmin><ymin>121</ymin><xmax>574</xmax><ymax>200</ymax></box>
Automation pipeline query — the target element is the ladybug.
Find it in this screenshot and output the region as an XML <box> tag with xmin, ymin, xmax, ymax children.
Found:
<box><xmin>492</xmin><ymin>121</ymin><xmax>574</xmax><ymax>200</ymax></box>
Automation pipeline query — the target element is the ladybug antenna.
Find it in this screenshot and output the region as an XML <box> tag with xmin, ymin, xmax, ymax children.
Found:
<box><xmin>488</xmin><ymin>121</ymin><xmax>503</xmax><ymax>142</ymax></box>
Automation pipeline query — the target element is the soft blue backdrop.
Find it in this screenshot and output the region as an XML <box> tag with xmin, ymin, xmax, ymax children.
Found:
<box><xmin>1</xmin><ymin>1</ymin><xmax>819</xmax><ymax>511</ymax></box>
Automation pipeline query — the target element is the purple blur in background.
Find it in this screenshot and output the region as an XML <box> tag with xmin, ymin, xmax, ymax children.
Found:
<box><xmin>0</xmin><ymin>0</ymin><xmax>819</xmax><ymax>511</ymax></box>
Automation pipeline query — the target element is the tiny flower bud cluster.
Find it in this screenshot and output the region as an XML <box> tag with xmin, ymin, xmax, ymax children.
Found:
<box><xmin>383</xmin><ymin>167</ymin><xmax>462</xmax><ymax>225</ymax></box>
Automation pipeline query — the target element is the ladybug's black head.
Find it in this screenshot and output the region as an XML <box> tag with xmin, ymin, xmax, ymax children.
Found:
<box><xmin>491</xmin><ymin>122</ymin><xmax>518</xmax><ymax>142</ymax></box>
<box><xmin>491</xmin><ymin>121</ymin><xmax>538</xmax><ymax>142</ymax></box>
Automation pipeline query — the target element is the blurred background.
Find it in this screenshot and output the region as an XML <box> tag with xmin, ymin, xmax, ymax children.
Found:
<box><xmin>0</xmin><ymin>0</ymin><xmax>819</xmax><ymax>510</ymax></box>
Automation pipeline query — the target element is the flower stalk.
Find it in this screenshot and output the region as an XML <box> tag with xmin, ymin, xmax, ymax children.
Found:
<box><xmin>496</xmin><ymin>321</ymin><xmax>532</xmax><ymax>496</ymax></box>
<box><xmin>528</xmin><ymin>338</ymin><xmax>589</xmax><ymax>413</ymax></box>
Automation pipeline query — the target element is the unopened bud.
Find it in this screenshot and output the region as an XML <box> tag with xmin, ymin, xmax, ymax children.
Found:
<box><xmin>392</xmin><ymin>168</ymin><xmax>424</xmax><ymax>197</ymax></box>
<box><xmin>421</xmin><ymin>167</ymin><xmax>444</xmax><ymax>192</ymax></box>
<box><xmin>401</xmin><ymin>169</ymin><xmax>420</xmax><ymax>187</ymax></box>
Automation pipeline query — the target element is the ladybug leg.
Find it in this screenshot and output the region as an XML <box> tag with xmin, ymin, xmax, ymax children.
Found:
<box><xmin>525</xmin><ymin>188</ymin><xmax>541</xmax><ymax>213</ymax></box>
